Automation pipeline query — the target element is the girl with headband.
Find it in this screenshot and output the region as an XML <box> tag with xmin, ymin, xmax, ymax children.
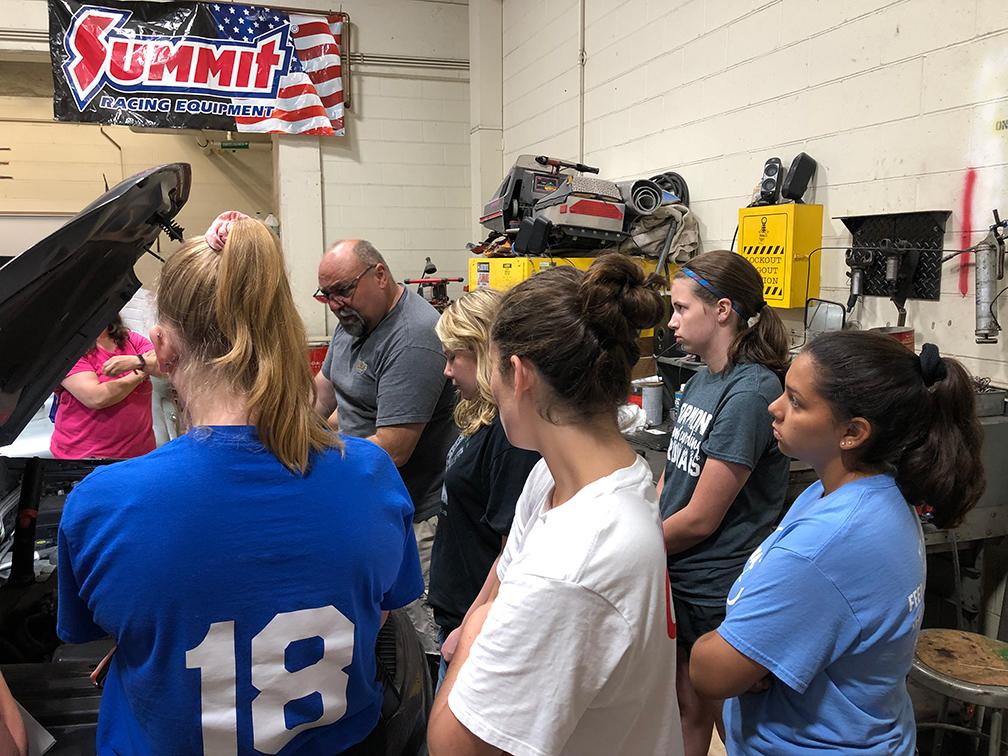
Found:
<box><xmin>659</xmin><ymin>249</ymin><xmax>791</xmax><ymax>755</ymax></box>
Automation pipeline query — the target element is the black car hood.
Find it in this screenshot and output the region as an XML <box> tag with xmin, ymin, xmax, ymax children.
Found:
<box><xmin>0</xmin><ymin>163</ymin><xmax>191</xmax><ymax>446</ymax></box>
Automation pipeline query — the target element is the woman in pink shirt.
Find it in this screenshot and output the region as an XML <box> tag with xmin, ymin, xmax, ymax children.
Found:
<box><xmin>50</xmin><ymin>315</ymin><xmax>162</xmax><ymax>459</ymax></box>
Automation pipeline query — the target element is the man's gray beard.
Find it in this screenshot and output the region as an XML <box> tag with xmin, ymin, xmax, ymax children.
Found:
<box><xmin>338</xmin><ymin>309</ymin><xmax>366</xmax><ymax>337</ymax></box>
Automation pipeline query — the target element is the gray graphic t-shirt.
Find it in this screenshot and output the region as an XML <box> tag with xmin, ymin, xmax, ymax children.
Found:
<box><xmin>660</xmin><ymin>362</ymin><xmax>789</xmax><ymax>606</ymax></box>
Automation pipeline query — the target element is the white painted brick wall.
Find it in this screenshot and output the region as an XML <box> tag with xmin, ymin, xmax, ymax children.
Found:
<box><xmin>264</xmin><ymin>0</ymin><xmax>472</xmax><ymax>337</ymax></box>
<box><xmin>502</xmin><ymin>0</ymin><xmax>1008</xmax><ymax>385</ymax></box>
<box><xmin>321</xmin><ymin>64</ymin><xmax>471</xmax><ymax>285</ymax></box>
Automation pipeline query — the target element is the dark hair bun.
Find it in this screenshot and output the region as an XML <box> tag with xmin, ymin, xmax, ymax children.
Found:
<box><xmin>580</xmin><ymin>253</ymin><xmax>665</xmax><ymax>332</ymax></box>
<box><xmin>491</xmin><ymin>253</ymin><xmax>666</xmax><ymax>421</ymax></box>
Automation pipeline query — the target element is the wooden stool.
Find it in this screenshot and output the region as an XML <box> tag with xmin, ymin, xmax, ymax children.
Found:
<box><xmin>911</xmin><ymin>629</ymin><xmax>1008</xmax><ymax>755</ymax></box>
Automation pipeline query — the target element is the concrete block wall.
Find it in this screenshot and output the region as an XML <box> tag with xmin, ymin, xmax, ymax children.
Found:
<box><xmin>320</xmin><ymin>67</ymin><xmax>472</xmax><ymax>285</ymax></box>
<box><xmin>270</xmin><ymin>0</ymin><xmax>471</xmax><ymax>338</ymax></box>
<box><xmin>503</xmin><ymin>0</ymin><xmax>581</xmax><ymax>164</ymax></box>
<box><xmin>502</xmin><ymin>0</ymin><xmax>1008</xmax><ymax>385</ymax></box>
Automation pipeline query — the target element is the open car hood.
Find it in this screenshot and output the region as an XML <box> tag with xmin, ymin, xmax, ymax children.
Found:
<box><xmin>0</xmin><ymin>163</ymin><xmax>191</xmax><ymax>446</ymax></box>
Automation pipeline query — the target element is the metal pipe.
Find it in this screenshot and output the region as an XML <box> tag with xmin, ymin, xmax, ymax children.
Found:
<box><xmin>578</xmin><ymin>0</ymin><xmax>586</xmax><ymax>163</ymax></box>
<box><xmin>231</xmin><ymin>2</ymin><xmax>339</xmax><ymax>17</ymax></box>
<box><xmin>617</xmin><ymin>179</ymin><xmax>662</xmax><ymax>216</ymax></box>
<box><xmin>348</xmin><ymin>53</ymin><xmax>468</xmax><ymax>70</ymax></box>
<box><xmin>655</xmin><ymin>216</ymin><xmax>679</xmax><ymax>276</ymax></box>
<box><xmin>1</xmin><ymin>17</ymin><xmax>466</xmax><ymax>70</ymax></box>
<box><xmin>989</xmin><ymin>710</ymin><xmax>1003</xmax><ymax>756</ymax></box>
<box><xmin>340</xmin><ymin>12</ymin><xmax>352</xmax><ymax>111</ymax></box>
<box><xmin>949</xmin><ymin>528</ymin><xmax>966</xmax><ymax>631</ymax></box>
<box><xmin>894</xmin><ymin>302</ymin><xmax>907</xmax><ymax>328</ymax></box>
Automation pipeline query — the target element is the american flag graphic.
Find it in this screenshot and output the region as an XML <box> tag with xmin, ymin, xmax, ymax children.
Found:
<box><xmin>209</xmin><ymin>3</ymin><xmax>344</xmax><ymax>135</ymax></box>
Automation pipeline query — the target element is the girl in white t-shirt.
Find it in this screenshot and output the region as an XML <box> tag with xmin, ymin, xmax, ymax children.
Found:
<box><xmin>427</xmin><ymin>254</ymin><xmax>686</xmax><ymax>756</ymax></box>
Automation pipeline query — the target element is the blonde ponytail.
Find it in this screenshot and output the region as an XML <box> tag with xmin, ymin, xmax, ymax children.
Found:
<box><xmin>158</xmin><ymin>219</ymin><xmax>339</xmax><ymax>473</ymax></box>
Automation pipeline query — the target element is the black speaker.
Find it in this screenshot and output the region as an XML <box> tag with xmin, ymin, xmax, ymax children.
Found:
<box><xmin>654</xmin><ymin>324</ymin><xmax>685</xmax><ymax>358</ymax></box>
<box><xmin>781</xmin><ymin>152</ymin><xmax>817</xmax><ymax>203</ymax></box>
<box><xmin>758</xmin><ymin>157</ymin><xmax>783</xmax><ymax>205</ymax></box>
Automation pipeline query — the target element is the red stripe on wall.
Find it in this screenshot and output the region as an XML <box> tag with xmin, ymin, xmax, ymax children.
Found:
<box><xmin>959</xmin><ymin>168</ymin><xmax>977</xmax><ymax>297</ymax></box>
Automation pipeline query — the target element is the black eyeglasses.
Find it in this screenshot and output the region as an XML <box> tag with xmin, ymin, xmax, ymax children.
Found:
<box><xmin>314</xmin><ymin>264</ymin><xmax>377</xmax><ymax>304</ymax></box>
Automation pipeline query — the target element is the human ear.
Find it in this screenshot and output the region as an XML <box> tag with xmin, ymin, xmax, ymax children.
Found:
<box><xmin>150</xmin><ymin>324</ymin><xmax>179</xmax><ymax>373</ymax></box>
<box><xmin>716</xmin><ymin>298</ymin><xmax>734</xmax><ymax>324</ymax></box>
<box><xmin>840</xmin><ymin>417</ymin><xmax>872</xmax><ymax>451</ymax></box>
<box><xmin>510</xmin><ymin>355</ymin><xmax>541</xmax><ymax>398</ymax></box>
<box><xmin>509</xmin><ymin>354</ymin><xmax>527</xmax><ymax>392</ymax></box>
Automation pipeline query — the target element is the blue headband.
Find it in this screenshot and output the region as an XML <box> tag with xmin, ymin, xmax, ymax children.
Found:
<box><xmin>680</xmin><ymin>267</ymin><xmax>744</xmax><ymax>316</ymax></box>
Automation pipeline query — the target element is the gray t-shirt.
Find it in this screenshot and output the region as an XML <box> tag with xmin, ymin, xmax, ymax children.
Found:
<box><xmin>321</xmin><ymin>288</ymin><xmax>457</xmax><ymax>521</ymax></box>
<box><xmin>659</xmin><ymin>362</ymin><xmax>789</xmax><ymax>606</ymax></box>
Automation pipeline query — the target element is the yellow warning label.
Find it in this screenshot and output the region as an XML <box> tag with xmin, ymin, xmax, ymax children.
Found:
<box><xmin>740</xmin><ymin>212</ymin><xmax>790</xmax><ymax>302</ymax></box>
<box><xmin>737</xmin><ymin>204</ymin><xmax>822</xmax><ymax>308</ymax></box>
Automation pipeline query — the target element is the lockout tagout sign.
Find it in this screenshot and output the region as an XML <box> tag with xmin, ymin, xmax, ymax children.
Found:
<box><xmin>49</xmin><ymin>0</ymin><xmax>346</xmax><ymax>135</ymax></box>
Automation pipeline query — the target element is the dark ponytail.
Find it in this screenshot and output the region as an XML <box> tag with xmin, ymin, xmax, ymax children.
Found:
<box><xmin>805</xmin><ymin>331</ymin><xmax>985</xmax><ymax>528</ymax></box>
<box><xmin>677</xmin><ymin>250</ymin><xmax>789</xmax><ymax>376</ymax></box>
<box><xmin>899</xmin><ymin>355</ymin><xmax>984</xmax><ymax>528</ymax></box>
<box><xmin>491</xmin><ymin>253</ymin><xmax>665</xmax><ymax>422</ymax></box>
<box><xmin>107</xmin><ymin>314</ymin><xmax>129</xmax><ymax>350</ymax></box>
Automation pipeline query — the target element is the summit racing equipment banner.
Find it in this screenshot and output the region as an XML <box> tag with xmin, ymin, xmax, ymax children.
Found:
<box><xmin>49</xmin><ymin>0</ymin><xmax>346</xmax><ymax>135</ymax></box>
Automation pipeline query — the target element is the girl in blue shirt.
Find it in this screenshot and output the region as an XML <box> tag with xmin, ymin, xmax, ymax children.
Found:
<box><xmin>58</xmin><ymin>217</ymin><xmax>423</xmax><ymax>754</ymax></box>
<box><xmin>690</xmin><ymin>330</ymin><xmax>985</xmax><ymax>754</ymax></box>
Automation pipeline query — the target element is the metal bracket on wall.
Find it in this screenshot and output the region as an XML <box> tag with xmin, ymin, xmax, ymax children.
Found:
<box><xmin>838</xmin><ymin>211</ymin><xmax>952</xmax><ymax>306</ymax></box>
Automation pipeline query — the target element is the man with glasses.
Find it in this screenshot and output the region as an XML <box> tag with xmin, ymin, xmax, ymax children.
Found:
<box><xmin>314</xmin><ymin>239</ymin><xmax>457</xmax><ymax>671</ymax></box>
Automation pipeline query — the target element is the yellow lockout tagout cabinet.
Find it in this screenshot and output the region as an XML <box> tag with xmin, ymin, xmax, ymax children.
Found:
<box><xmin>736</xmin><ymin>204</ymin><xmax>823</xmax><ymax>309</ymax></box>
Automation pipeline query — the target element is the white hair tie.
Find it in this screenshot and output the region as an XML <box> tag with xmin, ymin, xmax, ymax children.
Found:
<box><xmin>746</xmin><ymin>301</ymin><xmax>768</xmax><ymax>328</ymax></box>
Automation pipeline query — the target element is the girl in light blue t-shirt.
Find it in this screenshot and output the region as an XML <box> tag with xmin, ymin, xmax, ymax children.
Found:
<box><xmin>690</xmin><ymin>330</ymin><xmax>985</xmax><ymax>754</ymax></box>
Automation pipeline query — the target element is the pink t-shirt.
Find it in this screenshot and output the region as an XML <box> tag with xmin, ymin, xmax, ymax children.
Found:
<box><xmin>50</xmin><ymin>331</ymin><xmax>156</xmax><ymax>459</ymax></box>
